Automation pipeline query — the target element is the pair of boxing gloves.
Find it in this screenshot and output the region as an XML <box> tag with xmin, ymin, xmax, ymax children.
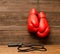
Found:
<box><xmin>27</xmin><ymin>8</ymin><xmax>50</xmax><ymax>38</ymax></box>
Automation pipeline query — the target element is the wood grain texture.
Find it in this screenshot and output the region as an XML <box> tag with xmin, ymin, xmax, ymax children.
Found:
<box><xmin>0</xmin><ymin>0</ymin><xmax>60</xmax><ymax>45</ymax></box>
<box><xmin>0</xmin><ymin>45</ymin><xmax>60</xmax><ymax>54</ymax></box>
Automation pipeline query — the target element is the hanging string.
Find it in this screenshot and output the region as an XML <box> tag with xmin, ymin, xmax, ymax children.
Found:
<box><xmin>36</xmin><ymin>0</ymin><xmax>40</xmax><ymax>12</ymax></box>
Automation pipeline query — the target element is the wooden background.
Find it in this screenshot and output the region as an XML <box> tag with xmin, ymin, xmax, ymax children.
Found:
<box><xmin>0</xmin><ymin>0</ymin><xmax>60</xmax><ymax>45</ymax></box>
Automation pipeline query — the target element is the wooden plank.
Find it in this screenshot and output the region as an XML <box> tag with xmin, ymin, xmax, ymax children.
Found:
<box><xmin>0</xmin><ymin>12</ymin><xmax>60</xmax><ymax>26</ymax></box>
<box><xmin>0</xmin><ymin>45</ymin><xmax>60</xmax><ymax>54</ymax></box>
<box><xmin>0</xmin><ymin>36</ymin><xmax>60</xmax><ymax>45</ymax></box>
<box><xmin>0</xmin><ymin>26</ymin><xmax>60</xmax><ymax>45</ymax></box>
<box><xmin>0</xmin><ymin>26</ymin><xmax>60</xmax><ymax>30</ymax></box>
<box><xmin>0</xmin><ymin>0</ymin><xmax>59</xmax><ymax>12</ymax></box>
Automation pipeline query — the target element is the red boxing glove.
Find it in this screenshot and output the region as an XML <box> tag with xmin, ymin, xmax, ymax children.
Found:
<box><xmin>37</xmin><ymin>12</ymin><xmax>50</xmax><ymax>38</ymax></box>
<box><xmin>27</xmin><ymin>8</ymin><xmax>39</xmax><ymax>33</ymax></box>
